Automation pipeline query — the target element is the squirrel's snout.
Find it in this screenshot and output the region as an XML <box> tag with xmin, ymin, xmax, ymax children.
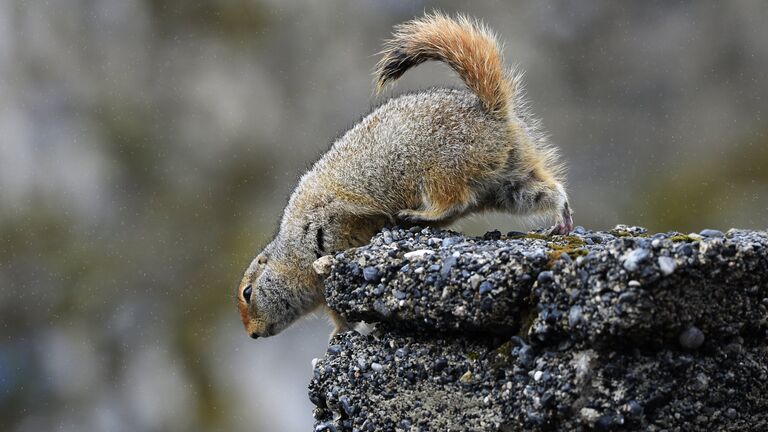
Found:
<box><xmin>245</xmin><ymin>321</ymin><xmax>265</xmax><ymax>339</ymax></box>
<box><xmin>247</xmin><ymin>322</ymin><xmax>276</xmax><ymax>339</ymax></box>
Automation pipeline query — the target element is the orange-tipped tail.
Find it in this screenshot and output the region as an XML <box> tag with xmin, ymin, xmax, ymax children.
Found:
<box><xmin>375</xmin><ymin>12</ymin><xmax>513</xmax><ymax>118</ymax></box>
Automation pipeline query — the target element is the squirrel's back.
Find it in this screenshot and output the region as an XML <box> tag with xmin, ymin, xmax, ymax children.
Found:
<box><xmin>296</xmin><ymin>13</ymin><xmax>535</xmax><ymax>217</ymax></box>
<box><xmin>307</xmin><ymin>88</ymin><xmax>509</xmax><ymax>215</ymax></box>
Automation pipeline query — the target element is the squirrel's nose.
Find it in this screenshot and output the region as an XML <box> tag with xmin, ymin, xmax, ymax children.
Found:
<box><xmin>250</xmin><ymin>332</ymin><xmax>260</xmax><ymax>339</ymax></box>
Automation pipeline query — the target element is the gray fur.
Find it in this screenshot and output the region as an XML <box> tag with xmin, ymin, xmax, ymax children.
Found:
<box><xmin>237</xmin><ymin>15</ymin><xmax>572</xmax><ymax>339</ymax></box>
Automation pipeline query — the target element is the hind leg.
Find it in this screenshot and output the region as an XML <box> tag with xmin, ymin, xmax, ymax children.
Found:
<box><xmin>495</xmin><ymin>170</ymin><xmax>573</xmax><ymax>234</ymax></box>
<box><xmin>398</xmin><ymin>205</ymin><xmax>466</xmax><ymax>224</ymax></box>
<box><xmin>397</xmin><ymin>179</ymin><xmax>475</xmax><ymax>225</ymax></box>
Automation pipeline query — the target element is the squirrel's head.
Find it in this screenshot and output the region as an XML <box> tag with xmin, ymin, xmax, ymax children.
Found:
<box><xmin>237</xmin><ymin>249</ymin><xmax>322</xmax><ymax>339</ymax></box>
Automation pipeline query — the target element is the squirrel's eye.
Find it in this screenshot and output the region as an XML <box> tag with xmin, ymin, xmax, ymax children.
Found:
<box><xmin>243</xmin><ymin>284</ymin><xmax>252</xmax><ymax>303</ymax></box>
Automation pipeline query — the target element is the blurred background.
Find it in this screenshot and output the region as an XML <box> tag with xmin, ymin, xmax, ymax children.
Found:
<box><xmin>1</xmin><ymin>1</ymin><xmax>767</xmax><ymax>431</ymax></box>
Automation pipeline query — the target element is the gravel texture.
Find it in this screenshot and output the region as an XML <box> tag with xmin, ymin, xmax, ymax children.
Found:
<box><xmin>309</xmin><ymin>225</ymin><xmax>768</xmax><ymax>431</ymax></box>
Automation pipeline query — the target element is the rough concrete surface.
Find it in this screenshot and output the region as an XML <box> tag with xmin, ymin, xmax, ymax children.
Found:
<box><xmin>309</xmin><ymin>226</ymin><xmax>768</xmax><ymax>431</ymax></box>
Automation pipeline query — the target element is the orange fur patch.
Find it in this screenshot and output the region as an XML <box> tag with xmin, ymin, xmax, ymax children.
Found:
<box><xmin>238</xmin><ymin>298</ymin><xmax>249</xmax><ymax>328</ymax></box>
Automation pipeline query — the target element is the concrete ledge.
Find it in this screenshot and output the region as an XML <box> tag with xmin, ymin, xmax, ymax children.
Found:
<box><xmin>310</xmin><ymin>226</ymin><xmax>768</xmax><ymax>431</ymax></box>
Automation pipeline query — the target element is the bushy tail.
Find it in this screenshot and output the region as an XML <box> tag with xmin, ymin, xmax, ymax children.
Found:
<box><xmin>375</xmin><ymin>12</ymin><xmax>513</xmax><ymax>118</ymax></box>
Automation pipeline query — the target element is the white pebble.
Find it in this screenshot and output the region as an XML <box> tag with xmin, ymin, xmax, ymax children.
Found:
<box><xmin>580</xmin><ymin>407</ymin><xmax>600</xmax><ymax>423</ymax></box>
<box><xmin>658</xmin><ymin>256</ymin><xmax>677</xmax><ymax>276</ymax></box>
<box><xmin>459</xmin><ymin>371</ymin><xmax>472</xmax><ymax>383</ymax></box>
<box><xmin>622</xmin><ymin>248</ymin><xmax>650</xmax><ymax>272</ymax></box>
<box><xmin>404</xmin><ymin>249</ymin><xmax>434</xmax><ymax>259</ymax></box>
<box><xmin>469</xmin><ymin>274</ymin><xmax>483</xmax><ymax>289</ymax></box>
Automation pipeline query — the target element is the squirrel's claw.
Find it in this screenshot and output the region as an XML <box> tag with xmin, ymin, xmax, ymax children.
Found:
<box><xmin>549</xmin><ymin>223</ymin><xmax>569</xmax><ymax>236</ymax></box>
<box><xmin>549</xmin><ymin>205</ymin><xmax>574</xmax><ymax>235</ymax></box>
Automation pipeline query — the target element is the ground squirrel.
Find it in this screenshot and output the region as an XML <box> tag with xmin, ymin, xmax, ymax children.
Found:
<box><xmin>237</xmin><ymin>12</ymin><xmax>573</xmax><ymax>339</ymax></box>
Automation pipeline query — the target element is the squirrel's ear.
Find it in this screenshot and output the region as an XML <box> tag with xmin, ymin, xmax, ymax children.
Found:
<box><xmin>257</xmin><ymin>253</ymin><xmax>268</xmax><ymax>265</ymax></box>
<box><xmin>313</xmin><ymin>255</ymin><xmax>333</xmax><ymax>276</ymax></box>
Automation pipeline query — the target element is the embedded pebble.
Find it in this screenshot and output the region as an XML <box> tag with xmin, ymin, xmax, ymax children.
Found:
<box><xmin>459</xmin><ymin>371</ymin><xmax>473</xmax><ymax>383</ymax></box>
<box><xmin>313</xmin><ymin>255</ymin><xmax>334</xmax><ymax>275</ymax></box>
<box><xmin>537</xmin><ymin>271</ymin><xmax>554</xmax><ymax>284</ymax></box>
<box><xmin>700</xmin><ymin>229</ymin><xmax>724</xmax><ymax>238</ymax></box>
<box><xmin>679</xmin><ymin>326</ymin><xmax>706</xmax><ymax>349</ymax></box>
<box><xmin>468</xmin><ymin>274</ymin><xmax>483</xmax><ymax>290</ymax></box>
<box><xmin>658</xmin><ymin>256</ymin><xmax>677</xmax><ymax>276</ymax></box>
<box><xmin>404</xmin><ymin>249</ymin><xmax>434</xmax><ymax>259</ymax></box>
<box><xmin>580</xmin><ymin>407</ymin><xmax>601</xmax><ymax>425</ymax></box>
<box><xmin>568</xmin><ymin>305</ymin><xmax>583</xmax><ymax>327</ymax></box>
<box><xmin>363</xmin><ymin>266</ymin><xmax>380</xmax><ymax>282</ymax></box>
<box><xmin>622</xmin><ymin>248</ymin><xmax>650</xmax><ymax>271</ymax></box>
<box><xmin>440</xmin><ymin>256</ymin><xmax>458</xmax><ymax>278</ymax></box>
<box><xmin>442</xmin><ymin>236</ymin><xmax>462</xmax><ymax>248</ymax></box>
<box><xmin>339</xmin><ymin>396</ymin><xmax>354</xmax><ymax>416</ymax></box>
<box><xmin>479</xmin><ymin>281</ymin><xmax>493</xmax><ymax>295</ymax></box>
